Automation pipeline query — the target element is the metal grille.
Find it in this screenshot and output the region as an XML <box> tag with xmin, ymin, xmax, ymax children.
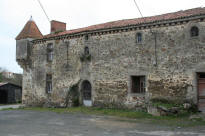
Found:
<box><xmin>46</xmin><ymin>74</ymin><xmax>52</xmax><ymax>93</ymax></box>
<box><xmin>82</xmin><ymin>81</ymin><xmax>91</xmax><ymax>100</ymax></box>
<box><xmin>131</xmin><ymin>76</ymin><xmax>145</xmax><ymax>93</ymax></box>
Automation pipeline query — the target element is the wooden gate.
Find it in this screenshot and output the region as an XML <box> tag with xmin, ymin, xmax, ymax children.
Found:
<box><xmin>198</xmin><ymin>73</ymin><xmax>205</xmax><ymax>111</ymax></box>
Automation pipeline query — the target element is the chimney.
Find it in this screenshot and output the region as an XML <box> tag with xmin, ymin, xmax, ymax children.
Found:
<box><xmin>51</xmin><ymin>20</ymin><xmax>66</xmax><ymax>33</ymax></box>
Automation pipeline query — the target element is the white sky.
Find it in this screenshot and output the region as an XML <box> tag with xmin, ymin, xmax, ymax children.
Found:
<box><xmin>0</xmin><ymin>0</ymin><xmax>205</xmax><ymax>73</ymax></box>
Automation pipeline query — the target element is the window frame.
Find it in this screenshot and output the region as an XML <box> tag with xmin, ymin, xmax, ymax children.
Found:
<box><xmin>84</xmin><ymin>46</ymin><xmax>90</xmax><ymax>56</ymax></box>
<box><xmin>130</xmin><ymin>75</ymin><xmax>146</xmax><ymax>94</ymax></box>
<box><xmin>47</xmin><ymin>43</ymin><xmax>54</xmax><ymax>62</ymax></box>
<box><xmin>85</xmin><ymin>35</ymin><xmax>89</xmax><ymax>41</ymax></box>
<box><xmin>47</xmin><ymin>51</ymin><xmax>54</xmax><ymax>62</ymax></box>
<box><xmin>190</xmin><ymin>26</ymin><xmax>199</xmax><ymax>37</ymax></box>
<box><xmin>46</xmin><ymin>74</ymin><xmax>52</xmax><ymax>93</ymax></box>
<box><xmin>136</xmin><ymin>32</ymin><xmax>142</xmax><ymax>43</ymax></box>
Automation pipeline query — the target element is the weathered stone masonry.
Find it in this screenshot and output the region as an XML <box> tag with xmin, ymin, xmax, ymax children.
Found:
<box><xmin>16</xmin><ymin>8</ymin><xmax>205</xmax><ymax>110</ymax></box>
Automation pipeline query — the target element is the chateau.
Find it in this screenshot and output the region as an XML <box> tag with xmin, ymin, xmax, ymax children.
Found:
<box><xmin>16</xmin><ymin>8</ymin><xmax>205</xmax><ymax>111</ymax></box>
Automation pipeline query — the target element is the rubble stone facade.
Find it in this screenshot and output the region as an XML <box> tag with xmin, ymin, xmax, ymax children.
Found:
<box><xmin>16</xmin><ymin>8</ymin><xmax>205</xmax><ymax>110</ymax></box>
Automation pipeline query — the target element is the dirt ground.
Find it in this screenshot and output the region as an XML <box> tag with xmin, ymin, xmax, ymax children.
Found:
<box><xmin>0</xmin><ymin>110</ymin><xmax>205</xmax><ymax>136</ymax></box>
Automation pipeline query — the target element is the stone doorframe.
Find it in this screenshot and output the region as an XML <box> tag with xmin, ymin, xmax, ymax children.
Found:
<box><xmin>79</xmin><ymin>79</ymin><xmax>93</xmax><ymax>106</ymax></box>
<box><xmin>193</xmin><ymin>64</ymin><xmax>205</xmax><ymax>107</ymax></box>
<box><xmin>194</xmin><ymin>72</ymin><xmax>205</xmax><ymax>109</ymax></box>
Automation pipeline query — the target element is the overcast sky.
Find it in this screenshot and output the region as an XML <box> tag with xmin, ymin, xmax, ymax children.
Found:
<box><xmin>0</xmin><ymin>0</ymin><xmax>205</xmax><ymax>73</ymax></box>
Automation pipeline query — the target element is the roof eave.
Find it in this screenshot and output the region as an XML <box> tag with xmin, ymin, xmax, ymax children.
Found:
<box><xmin>32</xmin><ymin>13</ymin><xmax>205</xmax><ymax>43</ymax></box>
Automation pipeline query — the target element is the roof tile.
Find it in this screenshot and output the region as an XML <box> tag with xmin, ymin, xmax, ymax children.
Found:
<box><xmin>44</xmin><ymin>7</ymin><xmax>205</xmax><ymax>39</ymax></box>
<box><xmin>16</xmin><ymin>20</ymin><xmax>43</xmax><ymax>40</ymax></box>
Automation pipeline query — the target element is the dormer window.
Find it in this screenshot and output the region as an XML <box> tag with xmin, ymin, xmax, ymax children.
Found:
<box><xmin>136</xmin><ymin>33</ymin><xmax>142</xmax><ymax>43</ymax></box>
<box><xmin>190</xmin><ymin>26</ymin><xmax>199</xmax><ymax>37</ymax></box>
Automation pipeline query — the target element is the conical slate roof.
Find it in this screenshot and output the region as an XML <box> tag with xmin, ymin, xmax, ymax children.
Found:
<box><xmin>16</xmin><ymin>17</ymin><xmax>43</xmax><ymax>40</ymax></box>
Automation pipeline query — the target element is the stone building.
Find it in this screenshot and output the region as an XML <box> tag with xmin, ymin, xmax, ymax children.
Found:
<box><xmin>16</xmin><ymin>8</ymin><xmax>205</xmax><ymax>111</ymax></box>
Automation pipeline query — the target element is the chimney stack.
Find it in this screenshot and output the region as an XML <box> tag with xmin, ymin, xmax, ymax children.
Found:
<box><xmin>51</xmin><ymin>20</ymin><xmax>66</xmax><ymax>33</ymax></box>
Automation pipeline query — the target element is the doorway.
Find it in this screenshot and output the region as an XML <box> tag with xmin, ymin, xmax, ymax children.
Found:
<box><xmin>0</xmin><ymin>90</ymin><xmax>8</xmax><ymax>104</ymax></box>
<box><xmin>197</xmin><ymin>73</ymin><xmax>205</xmax><ymax>112</ymax></box>
<box><xmin>81</xmin><ymin>80</ymin><xmax>92</xmax><ymax>106</ymax></box>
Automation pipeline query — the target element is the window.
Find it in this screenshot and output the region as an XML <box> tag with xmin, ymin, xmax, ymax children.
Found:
<box><xmin>85</xmin><ymin>35</ymin><xmax>89</xmax><ymax>40</ymax></box>
<box><xmin>190</xmin><ymin>26</ymin><xmax>199</xmax><ymax>37</ymax></box>
<box><xmin>47</xmin><ymin>43</ymin><xmax>53</xmax><ymax>51</ymax></box>
<box><xmin>84</xmin><ymin>47</ymin><xmax>90</xmax><ymax>56</ymax></box>
<box><xmin>131</xmin><ymin>76</ymin><xmax>145</xmax><ymax>93</ymax></box>
<box><xmin>47</xmin><ymin>43</ymin><xmax>53</xmax><ymax>62</ymax></box>
<box><xmin>46</xmin><ymin>74</ymin><xmax>52</xmax><ymax>93</ymax></box>
<box><xmin>136</xmin><ymin>33</ymin><xmax>142</xmax><ymax>43</ymax></box>
<box><xmin>47</xmin><ymin>52</ymin><xmax>53</xmax><ymax>62</ymax></box>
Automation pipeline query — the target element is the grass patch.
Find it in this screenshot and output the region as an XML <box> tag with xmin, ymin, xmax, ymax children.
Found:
<box><xmin>14</xmin><ymin>106</ymin><xmax>205</xmax><ymax>127</ymax></box>
<box><xmin>0</xmin><ymin>107</ymin><xmax>15</xmax><ymax>111</ymax></box>
<box><xmin>22</xmin><ymin>106</ymin><xmax>151</xmax><ymax>118</ymax></box>
<box><xmin>152</xmin><ymin>102</ymin><xmax>182</xmax><ymax>109</ymax></box>
<box><xmin>0</xmin><ymin>103</ymin><xmax>21</xmax><ymax>106</ymax></box>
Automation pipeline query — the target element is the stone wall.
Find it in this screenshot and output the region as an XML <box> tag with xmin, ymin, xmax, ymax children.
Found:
<box><xmin>93</xmin><ymin>80</ymin><xmax>128</xmax><ymax>108</ymax></box>
<box><xmin>20</xmin><ymin>20</ymin><xmax>205</xmax><ymax>109</ymax></box>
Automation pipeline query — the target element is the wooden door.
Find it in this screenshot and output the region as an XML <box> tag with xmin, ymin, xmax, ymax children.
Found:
<box><xmin>198</xmin><ymin>74</ymin><xmax>205</xmax><ymax>111</ymax></box>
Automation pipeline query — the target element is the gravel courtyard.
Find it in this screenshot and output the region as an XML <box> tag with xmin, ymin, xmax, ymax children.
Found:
<box><xmin>0</xmin><ymin>110</ymin><xmax>205</xmax><ymax>136</ymax></box>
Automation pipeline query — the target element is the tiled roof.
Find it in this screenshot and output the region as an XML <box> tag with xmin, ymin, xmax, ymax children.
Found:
<box><xmin>16</xmin><ymin>20</ymin><xmax>43</xmax><ymax>40</ymax></box>
<box><xmin>43</xmin><ymin>7</ymin><xmax>205</xmax><ymax>39</ymax></box>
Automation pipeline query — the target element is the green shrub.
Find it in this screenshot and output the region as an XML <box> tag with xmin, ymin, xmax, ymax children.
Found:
<box><xmin>65</xmin><ymin>82</ymin><xmax>80</xmax><ymax>107</ymax></box>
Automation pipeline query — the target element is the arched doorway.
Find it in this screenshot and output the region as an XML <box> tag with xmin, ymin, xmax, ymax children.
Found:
<box><xmin>81</xmin><ymin>80</ymin><xmax>92</xmax><ymax>106</ymax></box>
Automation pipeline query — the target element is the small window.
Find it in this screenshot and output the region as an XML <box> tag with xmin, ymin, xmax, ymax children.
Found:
<box><xmin>136</xmin><ymin>33</ymin><xmax>142</xmax><ymax>43</ymax></box>
<box><xmin>47</xmin><ymin>52</ymin><xmax>53</xmax><ymax>62</ymax></box>
<box><xmin>47</xmin><ymin>43</ymin><xmax>53</xmax><ymax>62</ymax></box>
<box><xmin>47</xmin><ymin>43</ymin><xmax>53</xmax><ymax>51</ymax></box>
<box><xmin>46</xmin><ymin>74</ymin><xmax>52</xmax><ymax>93</ymax></box>
<box><xmin>131</xmin><ymin>76</ymin><xmax>145</xmax><ymax>93</ymax></box>
<box><xmin>84</xmin><ymin>47</ymin><xmax>90</xmax><ymax>56</ymax></box>
<box><xmin>85</xmin><ymin>35</ymin><xmax>89</xmax><ymax>40</ymax></box>
<box><xmin>190</xmin><ymin>26</ymin><xmax>199</xmax><ymax>37</ymax></box>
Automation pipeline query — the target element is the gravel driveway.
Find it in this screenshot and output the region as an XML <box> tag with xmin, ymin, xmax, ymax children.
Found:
<box><xmin>0</xmin><ymin>110</ymin><xmax>205</xmax><ymax>136</ymax></box>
